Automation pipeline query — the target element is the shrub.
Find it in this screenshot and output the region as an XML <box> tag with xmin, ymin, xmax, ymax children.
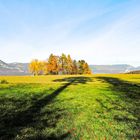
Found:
<box><xmin>0</xmin><ymin>79</ymin><xmax>9</xmax><ymax>84</ymax></box>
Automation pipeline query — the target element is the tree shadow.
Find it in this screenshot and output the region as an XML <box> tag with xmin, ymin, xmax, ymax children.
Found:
<box><xmin>53</xmin><ymin>76</ymin><xmax>92</xmax><ymax>85</ymax></box>
<box><xmin>96</xmin><ymin>76</ymin><xmax>140</xmax><ymax>139</ymax></box>
<box><xmin>0</xmin><ymin>76</ymin><xmax>91</xmax><ymax>139</ymax></box>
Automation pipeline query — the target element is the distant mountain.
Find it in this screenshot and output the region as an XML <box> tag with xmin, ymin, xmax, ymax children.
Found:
<box><xmin>0</xmin><ymin>60</ymin><xmax>12</xmax><ymax>69</ymax></box>
<box><xmin>89</xmin><ymin>64</ymin><xmax>140</xmax><ymax>74</ymax></box>
<box><xmin>8</xmin><ymin>62</ymin><xmax>29</xmax><ymax>73</ymax></box>
<box><xmin>0</xmin><ymin>60</ymin><xmax>29</xmax><ymax>75</ymax></box>
<box><xmin>0</xmin><ymin>60</ymin><xmax>140</xmax><ymax>75</ymax></box>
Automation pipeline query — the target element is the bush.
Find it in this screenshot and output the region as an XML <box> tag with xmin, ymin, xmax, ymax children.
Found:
<box><xmin>0</xmin><ymin>79</ymin><xmax>9</xmax><ymax>84</ymax></box>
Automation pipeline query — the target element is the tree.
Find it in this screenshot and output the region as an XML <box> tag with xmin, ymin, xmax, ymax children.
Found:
<box><xmin>29</xmin><ymin>53</ymin><xmax>92</xmax><ymax>75</ymax></box>
<box><xmin>67</xmin><ymin>54</ymin><xmax>74</xmax><ymax>74</ymax></box>
<box><xmin>72</xmin><ymin>60</ymin><xmax>78</xmax><ymax>74</ymax></box>
<box><xmin>77</xmin><ymin>60</ymin><xmax>92</xmax><ymax>74</ymax></box>
<box><xmin>41</xmin><ymin>61</ymin><xmax>48</xmax><ymax>75</ymax></box>
<box><xmin>83</xmin><ymin>62</ymin><xmax>92</xmax><ymax>74</ymax></box>
<box><xmin>29</xmin><ymin>59</ymin><xmax>42</xmax><ymax>75</ymax></box>
<box><xmin>59</xmin><ymin>53</ymin><xmax>68</xmax><ymax>74</ymax></box>
<box><xmin>47</xmin><ymin>54</ymin><xmax>59</xmax><ymax>74</ymax></box>
<box><xmin>78</xmin><ymin>60</ymin><xmax>85</xmax><ymax>74</ymax></box>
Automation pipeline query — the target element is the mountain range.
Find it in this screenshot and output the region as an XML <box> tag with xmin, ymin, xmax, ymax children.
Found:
<box><xmin>0</xmin><ymin>60</ymin><xmax>29</xmax><ymax>75</ymax></box>
<box><xmin>89</xmin><ymin>65</ymin><xmax>140</xmax><ymax>74</ymax></box>
<box><xmin>0</xmin><ymin>60</ymin><xmax>139</xmax><ymax>75</ymax></box>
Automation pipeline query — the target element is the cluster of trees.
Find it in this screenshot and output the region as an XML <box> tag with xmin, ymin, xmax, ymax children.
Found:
<box><xmin>29</xmin><ymin>53</ymin><xmax>92</xmax><ymax>75</ymax></box>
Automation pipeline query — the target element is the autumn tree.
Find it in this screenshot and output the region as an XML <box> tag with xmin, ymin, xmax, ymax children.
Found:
<box><xmin>83</xmin><ymin>62</ymin><xmax>92</xmax><ymax>74</ymax></box>
<box><xmin>47</xmin><ymin>54</ymin><xmax>59</xmax><ymax>74</ymax></box>
<box><xmin>41</xmin><ymin>61</ymin><xmax>48</xmax><ymax>75</ymax></box>
<box><xmin>29</xmin><ymin>59</ymin><xmax>42</xmax><ymax>75</ymax></box>
<box><xmin>29</xmin><ymin>53</ymin><xmax>92</xmax><ymax>75</ymax></box>
<box><xmin>67</xmin><ymin>54</ymin><xmax>74</xmax><ymax>74</ymax></box>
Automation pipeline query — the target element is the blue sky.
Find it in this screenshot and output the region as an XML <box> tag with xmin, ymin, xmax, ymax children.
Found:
<box><xmin>0</xmin><ymin>0</ymin><xmax>140</xmax><ymax>66</ymax></box>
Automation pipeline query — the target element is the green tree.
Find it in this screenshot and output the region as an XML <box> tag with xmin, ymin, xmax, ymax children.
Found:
<box><xmin>78</xmin><ymin>60</ymin><xmax>85</xmax><ymax>74</ymax></box>
<box><xmin>77</xmin><ymin>60</ymin><xmax>92</xmax><ymax>74</ymax></box>
<box><xmin>59</xmin><ymin>53</ymin><xmax>68</xmax><ymax>74</ymax></box>
<box><xmin>72</xmin><ymin>60</ymin><xmax>78</xmax><ymax>74</ymax></box>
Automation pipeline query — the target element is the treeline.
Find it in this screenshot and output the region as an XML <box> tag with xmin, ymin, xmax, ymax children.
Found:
<box><xmin>29</xmin><ymin>53</ymin><xmax>92</xmax><ymax>75</ymax></box>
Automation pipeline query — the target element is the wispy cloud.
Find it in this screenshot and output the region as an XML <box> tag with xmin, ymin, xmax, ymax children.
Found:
<box><xmin>0</xmin><ymin>0</ymin><xmax>140</xmax><ymax>66</ymax></box>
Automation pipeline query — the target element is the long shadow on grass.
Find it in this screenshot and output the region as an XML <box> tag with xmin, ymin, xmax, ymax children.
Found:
<box><xmin>97</xmin><ymin>76</ymin><xmax>140</xmax><ymax>139</ymax></box>
<box><xmin>0</xmin><ymin>76</ymin><xmax>91</xmax><ymax>139</ymax></box>
<box><xmin>53</xmin><ymin>76</ymin><xmax>92</xmax><ymax>84</ymax></box>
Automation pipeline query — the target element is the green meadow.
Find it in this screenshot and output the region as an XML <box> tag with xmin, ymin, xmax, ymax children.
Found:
<box><xmin>0</xmin><ymin>74</ymin><xmax>140</xmax><ymax>139</ymax></box>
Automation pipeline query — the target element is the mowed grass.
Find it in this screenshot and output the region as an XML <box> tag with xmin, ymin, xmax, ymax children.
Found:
<box><xmin>0</xmin><ymin>74</ymin><xmax>140</xmax><ymax>140</ymax></box>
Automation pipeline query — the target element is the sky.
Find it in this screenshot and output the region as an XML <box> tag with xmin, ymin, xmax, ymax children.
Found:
<box><xmin>0</xmin><ymin>0</ymin><xmax>140</xmax><ymax>66</ymax></box>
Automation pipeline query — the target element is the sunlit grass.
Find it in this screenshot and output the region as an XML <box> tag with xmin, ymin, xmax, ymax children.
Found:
<box><xmin>0</xmin><ymin>74</ymin><xmax>140</xmax><ymax>83</ymax></box>
<box><xmin>0</xmin><ymin>74</ymin><xmax>140</xmax><ymax>139</ymax></box>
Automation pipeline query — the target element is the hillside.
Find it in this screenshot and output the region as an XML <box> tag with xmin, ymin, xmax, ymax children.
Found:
<box><xmin>89</xmin><ymin>64</ymin><xmax>140</xmax><ymax>74</ymax></box>
<box><xmin>0</xmin><ymin>60</ymin><xmax>29</xmax><ymax>75</ymax></box>
<box><xmin>0</xmin><ymin>60</ymin><xmax>140</xmax><ymax>75</ymax></box>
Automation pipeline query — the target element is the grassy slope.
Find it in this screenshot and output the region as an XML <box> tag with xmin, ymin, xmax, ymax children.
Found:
<box><xmin>0</xmin><ymin>74</ymin><xmax>140</xmax><ymax>139</ymax></box>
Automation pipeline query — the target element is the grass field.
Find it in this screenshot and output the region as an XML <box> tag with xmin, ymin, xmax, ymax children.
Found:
<box><xmin>0</xmin><ymin>74</ymin><xmax>140</xmax><ymax>140</ymax></box>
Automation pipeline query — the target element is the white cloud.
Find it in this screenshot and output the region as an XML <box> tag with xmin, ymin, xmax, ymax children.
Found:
<box><xmin>0</xmin><ymin>0</ymin><xmax>140</xmax><ymax>66</ymax></box>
